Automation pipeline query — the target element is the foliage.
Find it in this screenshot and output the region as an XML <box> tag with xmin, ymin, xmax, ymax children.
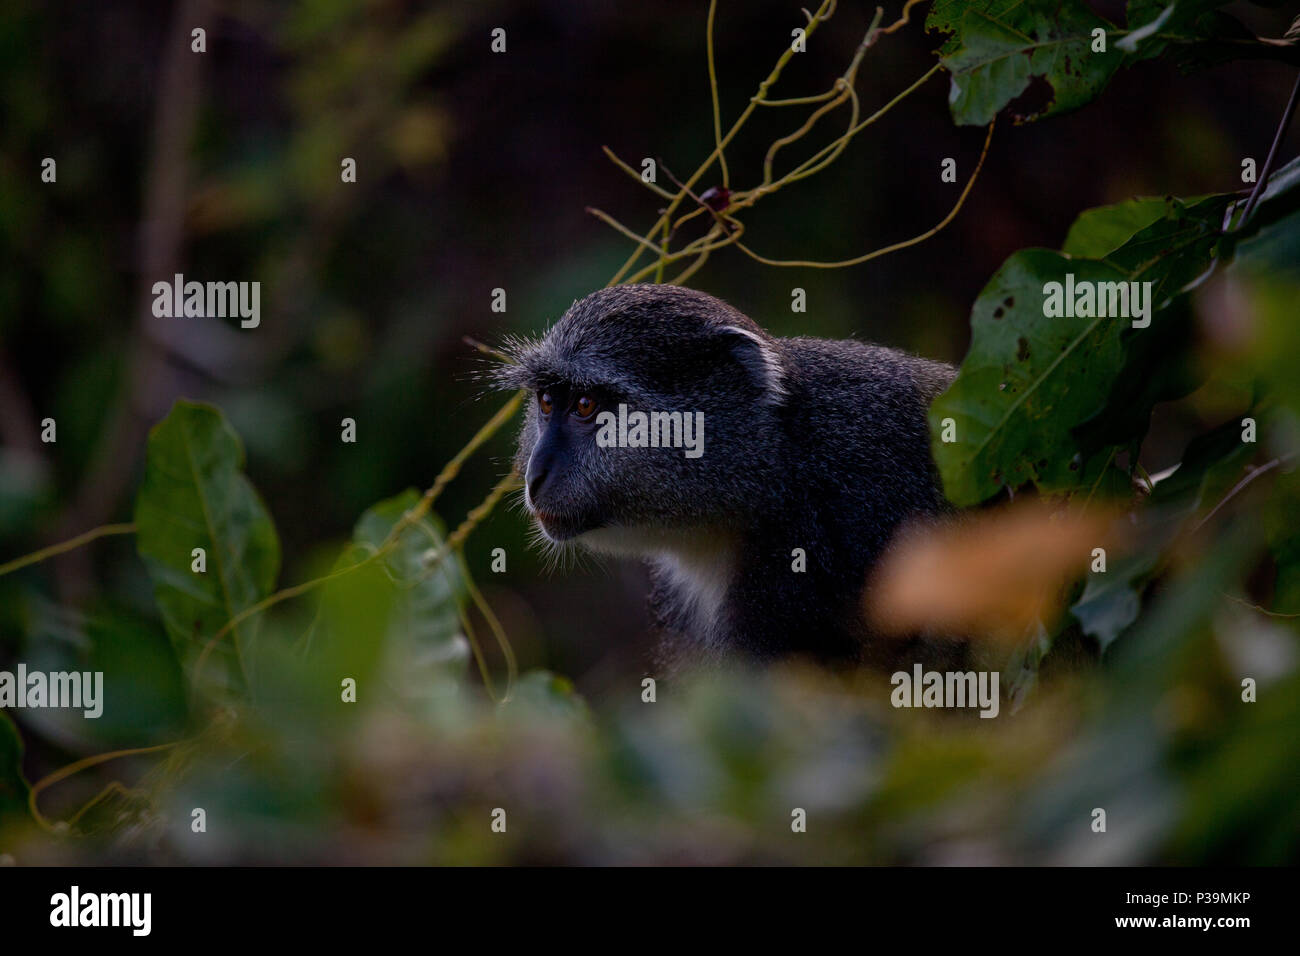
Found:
<box><xmin>927</xmin><ymin>0</ymin><xmax>1299</xmax><ymax>126</ymax></box>
<box><xmin>1</xmin><ymin>0</ymin><xmax>1298</xmax><ymax>864</ymax></box>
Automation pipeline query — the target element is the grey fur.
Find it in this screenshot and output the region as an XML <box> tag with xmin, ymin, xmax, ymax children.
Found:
<box><xmin>494</xmin><ymin>283</ymin><xmax>959</xmax><ymax>670</ymax></box>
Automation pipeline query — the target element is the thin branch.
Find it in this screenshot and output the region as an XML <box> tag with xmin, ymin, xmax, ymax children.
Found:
<box><xmin>28</xmin><ymin>741</ymin><xmax>178</xmax><ymax>833</ymax></box>
<box><xmin>1194</xmin><ymin>456</ymin><xmax>1291</xmax><ymax>530</ymax></box>
<box><xmin>605</xmin><ymin>0</ymin><xmax>839</xmax><ymax>286</ymax></box>
<box><xmin>0</xmin><ymin>523</ymin><xmax>137</xmax><ymax>578</ymax></box>
<box><xmin>753</xmin><ymin>89</ymin><xmax>842</xmax><ymax>107</ymax></box>
<box><xmin>768</xmin><ymin>62</ymin><xmax>942</xmax><ymax>189</ymax></box>
<box><xmin>1238</xmin><ymin>70</ymin><xmax>1300</xmax><ymax>227</ymax></box>
<box><xmin>735</xmin><ymin>119</ymin><xmax>994</xmax><ymax>268</ymax></box>
<box><xmin>458</xmin><ymin>548</ymin><xmax>519</xmax><ymax>703</ymax></box>
<box><xmin>706</xmin><ymin>0</ymin><xmax>729</xmax><ymax>188</ymax></box>
<box><xmin>587</xmin><ymin>205</ymin><xmax>674</xmax><ymax>255</ymax></box>
<box><xmin>601</xmin><ymin>145</ymin><xmax>674</xmax><ymax>199</ymax></box>
<box><xmin>880</xmin><ymin>0</ymin><xmax>928</xmax><ymax>35</ymax></box>
<box><xmin>1223</xmin><ymin>592</ymin><xmax>1300</xmax><ymax>619</ymax></box>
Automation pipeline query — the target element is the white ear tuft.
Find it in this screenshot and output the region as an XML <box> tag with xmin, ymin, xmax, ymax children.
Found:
<box><xmin>721</xmin><ymin>325</ymin><xmax>786</xmax><ymax>404</ymax></box>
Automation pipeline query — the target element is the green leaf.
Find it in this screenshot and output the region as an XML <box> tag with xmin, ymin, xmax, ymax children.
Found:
<box><xmin>0</xmin><ymin>711</ymin><xmax>30</xmax><ymax>827</ymax></box>
<box><xmin>349</xmin><ymin>489</ymin><xmax>469</xmax><ymax>693</ymax></box>
<box><xmin>1235</xmin><ymin>206</ymin><xmax>1300</xmax><ymax>280</ymax></box>
<box><xmin>1118</xmin><ymin>1</ymin><xmax>1225</xmax><ymax>58</ymax></box>
<box><xmin>500</xmin><ymin>670</ymin><xmax>588</xmax><ymax>723</ymax></box>
<box><xmin>16</xmin><ymin>598</ymin><xmax>189</xmax><ymax>750</ymax></box>
<box><xmin>927</xmin><ymin>1</ymin><xmax>1294</xmax><ymax>127</ymax></box>
<box><xmin>85</xmin><ymin>605</ymin><xmax>190</xmax><ymax>746</ymax></box>
<box><xmin>932</xmin><ymin>194</ymin><xmax>1233</xmax><ymax>504</ymax></box>
<box><xmin>1119</xmin><ymin>1</ymin><xmax>1287</xmax><ymax>70</ymax></box>
<box><xmin>134</xmin><ymin>400</ymin><xmax>280</xmax><ymax>694</ymax></box>
<box><xmin>258</xmin><ymin>489</ymin><xmax>468</xmax><ymax>726</ymax></box>
<box><xmin>1071</xmin><ymin>418</ymin><xmax>1263</xmax><ymax>655</ymax></box>
<box><xmin>1062</xmin><ymin>198</ymin><xmax>1172</xmax><ymax>258</ymax></box>
<box><xmin>1071</xmin><ymin>549</ymin><xmax>1160</xmax><ymax>653</ymax></box>
<box><xmin>927</xmin><ymin>0</ymin><xmax>1122</xmax><ymax>125</ymax></box>
<box><xmin>1148</xmin><ymin>415</ymin><xmax>1260</xmax><ymax>517</ymax></box>
<box><xmin>930</xmin><ymin>251</ymin><xmax>1133</xmax><ymax>504</ymax></box>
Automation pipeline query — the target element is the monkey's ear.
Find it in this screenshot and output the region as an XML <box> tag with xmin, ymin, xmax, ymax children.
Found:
<box><xmin>718</xmin><ymin>326</ymin><xmax>786</xmax><ymax>405</ymax></box>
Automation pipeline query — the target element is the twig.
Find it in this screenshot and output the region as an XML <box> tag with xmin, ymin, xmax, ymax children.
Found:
<box><xmin>1223</xmin><ymin>592</ymin><xmax>1300</xmax><ymax>618</ymax></box>
<box><xmin>735</xmin><ymin>119</ymin><xmax>994</xmax><ymax>268</ymax></box>
<box><xmin>707</xmin><ymin>0</ymin><xmax>729</xmax><ymax>188</ymax></box>
<box><xmin>28</xmin><ymin>741</ymin><xmax>178</xmax><ymax>833</ymax></box>
<box><xmin>1194</xmin><ymin>456</ymin><xmax>1291</xmax><ymax>530</ymax></box>
<box><xmin>880</xmin><ymin>0</ymin><xmax>928</xmax><ymax>35</ymax></box>
<box><xmin>1238</xmin><ymin>70</ymin><xmax>1300</xmax><ymax>227</ymax></box>
<box><xmin>605</xmin><ymin>0</ymin><xmax>840</xmax><ymax>286</ymax></box>
<box><xmin>0</xmin><ymin>523</ymin><xmax>137</xmax><ymax>578</ymax></box>
<box><xmin>601</xmin><ymin>145</ymin><xmax>674</xmax><ymax>199</ymax></box>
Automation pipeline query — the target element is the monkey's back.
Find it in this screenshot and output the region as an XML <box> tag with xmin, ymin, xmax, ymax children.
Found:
<box><xmin>697</xmin><ymin>336</ymin><xmax>956</xmax><ymax>664</ymax></box>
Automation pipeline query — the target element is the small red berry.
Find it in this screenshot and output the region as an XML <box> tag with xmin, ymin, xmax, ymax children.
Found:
<box><xmin>700</xmin><ymin>186</ymin><xmax>731</xmax><ymax>211</ymax></box>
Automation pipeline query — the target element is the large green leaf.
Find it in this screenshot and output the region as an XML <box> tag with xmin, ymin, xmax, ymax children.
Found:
<box><xmin>134</xmin><ymin>400</ymin><xmax>280</xmax><ymax>694</ymax></box>
<box><xmin>1069</xmin><ymin>195</ymin><xmax>1233</xmax><ymax>453</ymax></box>
<box><xmin>927</xmin><ymin>0</ymin><xmax>1123</xmax><ymax>125</ymax></box>
<box><xmin>931</xmin><ymin>194</ymin><xmax>1232</xmax><ymax>505</ymax></box>
<box><xmin>927</xmin><ymin>1</ymin><xmax>1295</xmax><ymax>127</ymax></box>
<box><xmin>930</xmin><ymin>251</ymin><xmax>1133</xmax><ymax>503</ymax></box>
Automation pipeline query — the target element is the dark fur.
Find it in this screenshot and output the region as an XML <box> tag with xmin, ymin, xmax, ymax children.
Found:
<box><xmin>495</xmin><ymin>284</ymin><xmax>957</xmax><ymax>669</ymax></box>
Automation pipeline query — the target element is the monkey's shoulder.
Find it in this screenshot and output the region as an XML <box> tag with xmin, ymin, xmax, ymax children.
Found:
<box><xmin>772</xmin><ymin>336</ymin><xmax>953</xmax><ymax>445</ymax></box>
<box><xmin>777</xmin><ymin>336</ymin><xmax>954</xmax><ymax>397</ymax></box>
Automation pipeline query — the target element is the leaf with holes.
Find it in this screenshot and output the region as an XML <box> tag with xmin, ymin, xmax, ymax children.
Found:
<box><xmin>932</xmin><ymin>191</ymin><xmax>1238</xmax><ymax>505</ymax></box>
<box><xmin>927</xmin><ymin>0</ymin><xmax>1123</xmax><ymax>125</ymax></box>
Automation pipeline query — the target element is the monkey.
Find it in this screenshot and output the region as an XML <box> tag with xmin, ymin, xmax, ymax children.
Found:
<box><xmin>493</xmin><ymin>283</ymin><xmax>961</xmax><ymax>671</ymax></box>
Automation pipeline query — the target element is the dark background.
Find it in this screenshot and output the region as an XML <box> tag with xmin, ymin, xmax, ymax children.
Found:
<box><xmin>2</xmin><ymin>0</ymin><xmax>1297</xmax><ymax>694</ymax></box>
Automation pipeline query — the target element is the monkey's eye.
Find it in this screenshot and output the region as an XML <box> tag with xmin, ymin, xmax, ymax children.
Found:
<box><xmin>538</xmin><ymin>390</ymin><xmax>554</xmax><ymax>416</ymax></box>
<box><xmin>574</xmin><ymin>395</ymin><xmax>598</xmax><ymax>420</ymax></box>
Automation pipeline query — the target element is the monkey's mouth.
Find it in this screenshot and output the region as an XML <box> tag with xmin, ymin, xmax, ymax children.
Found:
<box><xmin>531</xmin><ymin>509</ymin><xmax>593</xmax><ymax>542</ymax></box>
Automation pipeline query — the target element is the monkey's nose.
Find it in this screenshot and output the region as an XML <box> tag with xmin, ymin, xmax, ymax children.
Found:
<box><xmin>526</xmin><ymin>465</ymin><xmax>549</xmax><ymax>504</ymax></box>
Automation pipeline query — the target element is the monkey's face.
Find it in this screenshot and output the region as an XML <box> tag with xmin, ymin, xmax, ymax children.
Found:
<box><xmin>518</xmin><ymin>381</ymin><xmax>614</xmax><ymax>541</ymax></box>
<box><xmin>495</xmin><ymin>284</ymin><xmax>787</xmax><ymax>550</ymax></box>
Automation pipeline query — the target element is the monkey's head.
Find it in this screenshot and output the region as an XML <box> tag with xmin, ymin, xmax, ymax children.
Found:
<box><xmin>493</xmin><ymin>284</ymin><xmax>787</xmax><ymax>551</ymax></box>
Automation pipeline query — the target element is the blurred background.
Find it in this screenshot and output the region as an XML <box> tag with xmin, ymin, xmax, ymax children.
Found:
<box><xmin>1</xmin><ymin>0</ymin><xmax>1299</xmax><ymax>864</ymax></box>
